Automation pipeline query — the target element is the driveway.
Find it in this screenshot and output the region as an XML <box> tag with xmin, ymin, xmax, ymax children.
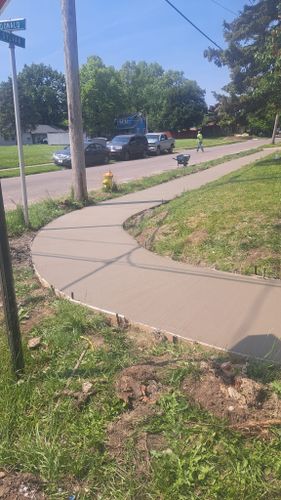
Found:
<box><xmin>32</xmin><ymin>147</ymin><xmax>281</xmax><ymax>362</ymax></box>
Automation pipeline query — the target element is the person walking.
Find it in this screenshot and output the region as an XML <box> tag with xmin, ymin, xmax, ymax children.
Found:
<box><xmin>196</xmin><ymin>130</ymin><xmax>204</xmax><ymax>152</ymax></box>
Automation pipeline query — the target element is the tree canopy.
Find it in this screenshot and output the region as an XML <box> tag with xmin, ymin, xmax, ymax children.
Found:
<box><xmin>81</xmin><ymin>58</ymin><xmax>207</xmax><ymax>135</ymax></box>
<box><xmin>0</xmin><ymin>58</ymin><xmax>207</xmax><ymax>139</ymax></box>
<box><xmin>80</xmin><ymin>56</ymin><xmax>127</xmax><ymax>137</ymax></box>
<box><xmin>0</xmin><ymin>63</ymin><xmax>67</xmax><ymax>139</ymax></box>
<box><xmin>204</xmin><ymin>0</ymin><xmax>281</xmax><ymax>135</ymax></box>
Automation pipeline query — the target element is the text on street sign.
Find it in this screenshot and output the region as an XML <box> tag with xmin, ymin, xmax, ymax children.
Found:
<box><xmin>0</xmin><ymin>29</ymin><xmax>25</xmax><ymax>48</ymax></box>
<box><xmin>0</xmin><ymin>18</ymin><xmax>26</xmax><ymax>31</ymax></box>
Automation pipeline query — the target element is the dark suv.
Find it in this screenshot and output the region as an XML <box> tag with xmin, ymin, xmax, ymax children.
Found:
<box><xmin>108</xmin><ymin>134</ymin><xmax>148</xmax><ymax>161</ymax></box>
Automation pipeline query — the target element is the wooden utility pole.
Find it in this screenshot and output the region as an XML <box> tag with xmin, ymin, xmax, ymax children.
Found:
<box><xmin>271</xmin><ymin>113</ymin><xmax>279</xmax><ymax>144</ymax></box>
<box><xmin>0</xmin><ymin>182</ymin><xmax>24</xmax><ymax>376</ymax></box>
<box><xmin>61</xmin><ymin>0</ymin><xmax>88</xmax><ymax>201</ymax></box>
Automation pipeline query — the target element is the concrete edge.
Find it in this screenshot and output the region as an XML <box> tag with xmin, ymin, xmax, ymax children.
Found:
<box><xmin>33</xmin><ymin>263</ymin><xmax>267</xmax><ymax>364</ymax></box>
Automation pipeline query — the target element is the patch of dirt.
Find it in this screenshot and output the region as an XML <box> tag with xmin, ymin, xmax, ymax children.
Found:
<box><xmin>134</xmin><ymin>432</ymin><xmax>168</xmax><ymax>475</ymax></box>
<box><xmin>115</xmin><ymin>364</ymin><xmax>162</xmax><ymax>407</ymax></box>
<box><xmin>0</xmin><ymin>471</ymin><xmax>45</xmax><ymax>499</ymax></box>
<box><xmin>20</xmin><ymin>303</ymin><xmax>54</xmax><ymax>334</ymax></box>
<box><xmin>9</xmin><ymin>233</ymin><xmax>34</xmax><ymax>267</ymax></box>
<box><xmin>127</xmin><ymin>327</ymin><xmax>172</xmax><ymax>351</ymax></box>
<box><xmin>246</xmin><ymin>248</ymin><xmax>278</xmax><ymax>263</ymax></box>
<box><xmin>54</xmin><ymin>382</ymin><xmax>96</xmax><ymax>409</ymax></box>
<box><xmin>186</xmin><ymin>229</ymin><xmax>208</xmax><ymax>246</ymax></box>
<box><xmin>136</xmin><ymin>226</ymin><xmax>155</xmax><ymax>249</ymax></box>
<box><xmin>2</xmin><ymin>233</ymin><xmax>54</xmax><ymax>335</ymax></box>
<box><xmin>107</xmin><ymin>363</ymin><xmax>166</xmax><ymax>471</ymax></box>
<box><xmin>86</xmin><ymin>334</ymin><xmax>106</xmax><ymax>349</ymax></box>
<box><xmin>182</xmin><ymin>360</ymin><xmax>281</xmax><ymax>429</ymax></box>
<box><xmin>107</xmin><ymin>405</ymin><xmax>158</xmax><ymax>460</ymax></box>
<box><xmin>125</xmin><ymin>209</ymin><xmax>169</xmax><ymax>250</ymax></box>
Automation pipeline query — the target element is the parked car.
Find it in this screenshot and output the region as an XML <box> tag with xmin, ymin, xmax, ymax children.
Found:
<box><xmin>107</xmin><ymin>134</ymin><xmax>148</xmax><ymax>161</ymax></box>
<box><xmin>53</xmin><ymin>142</ymin><xmax>110</xmax><ymax>168</ymax></box>
<box><xmin>146</xmin><ymin>133</ymin><xmax>175</xmax><ymax>155</ymax></box>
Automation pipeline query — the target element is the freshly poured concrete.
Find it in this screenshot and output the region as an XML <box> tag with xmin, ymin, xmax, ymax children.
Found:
<box><xmin>32</xmin><ymin>149</ymin><xmax>281</xmax><ymax>361</ymax></box>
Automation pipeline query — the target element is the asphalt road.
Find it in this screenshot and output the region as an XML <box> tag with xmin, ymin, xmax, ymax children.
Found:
<box><xmin>1</xmin><ymin>138</ymin><xmax>270</xmax><ymax>209</ymax></box>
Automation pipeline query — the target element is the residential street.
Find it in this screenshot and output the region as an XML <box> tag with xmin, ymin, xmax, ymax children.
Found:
<box><xmin>32</xmin><ymin>146</ymin><xmax>281</xmax><ymax>362</ymax></box>
<box><xmin>1</xmin><ymin>138</ymin><xmax>270</xmax><ymax>209</ymax></box>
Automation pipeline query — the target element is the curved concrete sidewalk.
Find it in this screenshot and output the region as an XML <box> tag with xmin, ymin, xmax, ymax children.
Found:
<box><xmin>32</xmin><ymin>149</ymin><xmax>281</xmax><ymax>361</ymax></box>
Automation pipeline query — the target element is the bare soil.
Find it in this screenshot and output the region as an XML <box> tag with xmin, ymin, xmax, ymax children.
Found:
<box><xmin>0</xmin><ymin>471</ymin><xmax>45</xmax><ymax>499</ymax></box>
<box><xmin>182</xmin><ymin>360</ymin><xmax>281</xmax><ymax>429</ymax></box>
<box><xmin>109</xmin><ymin>356</ymin><xmax>281</xmax><ymax>468</ymax></box>
<box><xmin>107</xmin><ymin>363</ymin><xmax>167</xmax><ymax>473</ymax></box>
<box><xmin>9</xmin><ymin>233</ymin><xmax>34</xmax><ymax>267</ymax></box>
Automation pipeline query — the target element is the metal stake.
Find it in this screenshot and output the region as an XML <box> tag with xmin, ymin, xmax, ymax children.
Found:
<box><xmin>0</xmin><ymin>182</ymin><xmax>24</xmax><ymax>376</ymax></box>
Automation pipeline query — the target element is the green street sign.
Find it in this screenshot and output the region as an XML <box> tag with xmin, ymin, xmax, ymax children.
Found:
<box><xmin>0</xmin><ymin>18</ymin><xmax>26</xmax><ymax>31</ymax></box>
<box><xmin>0</xmin><ymin>30</ymin><xmax>25</xmax><ymax>48</ymax></box>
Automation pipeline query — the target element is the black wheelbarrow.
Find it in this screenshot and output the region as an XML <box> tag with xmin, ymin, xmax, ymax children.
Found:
<box><xmin>173</xmin><ymin>154</ymin><xmax>190</xmax><ymax>167</ymax></box>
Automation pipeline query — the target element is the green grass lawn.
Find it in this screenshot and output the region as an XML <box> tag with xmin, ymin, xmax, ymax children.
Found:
<box><xmin>175</xmin><ymin>136</ymin><xmax>248</xmax><ymax>150</ymax></box>
<box><xmin>128</xmin><ymin>153</ymin><xmax>281</xmax><ymax>278</ymax></box>
<box><xmin>0</xmin><ymin>144</ymin><xmax>64</xmax><ymax>169</ymax></box>
<box><xmin>0</xmin><ymin>164</ymin><xmax>61</xmax><ymax>178</ymax></box>
<box><xmin>0</xmin><ymin>265</ymin><xmax>281</xmax><ymax>499</ymax></box>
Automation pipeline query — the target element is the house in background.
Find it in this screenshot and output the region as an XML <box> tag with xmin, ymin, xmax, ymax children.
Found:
<box><xmin>0</xmin><ymin>125</ymin><xmax>68</xmax><ymax>146</ymax></box>
<box><xmin>30</xmin><ymin>125</ymin><xmax>68</xmax><ymax>144</ymax></box>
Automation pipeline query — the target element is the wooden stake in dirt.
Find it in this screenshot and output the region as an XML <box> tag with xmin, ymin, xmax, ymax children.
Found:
<box><xmin>61</xmin><ymin>0</ymin><xmax>88</xmax><ymax>202</ymax></box>
<box><xmin>0</xmin><ymin>182</ymin><xmax>24</xmax><ymax>375</ymax></box>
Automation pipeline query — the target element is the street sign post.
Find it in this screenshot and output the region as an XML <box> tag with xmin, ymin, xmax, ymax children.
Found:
<box><xmin>0</xmin><ymin>11</ymin><xmax>28</xmax><ymax>224</ymax></box>
<box><xmin>0</xmin><ymin>18</ymin><xmax>26</xmax><ymax>31</ymax></box>
<box><xmin>9</xmin><ymin>44</ymin><xmax>29</xmax><ymax>225</ymax></box>
<box><xmin>0</xmin><ymin>29</ymin><xmax>25</xmax><ymax>48</ymax></box>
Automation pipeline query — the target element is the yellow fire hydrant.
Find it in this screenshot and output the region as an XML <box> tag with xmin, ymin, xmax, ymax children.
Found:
<box><xmin>102</xmin><ymin>170</ymin><xmax>114</xmax><ymax>191</ymax></box>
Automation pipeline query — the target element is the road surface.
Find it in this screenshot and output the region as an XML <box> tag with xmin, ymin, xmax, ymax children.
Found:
<box><xmin>1</xmin><ymin>138</ymin><xmax>270</xmax><ymax>209</ymax></box>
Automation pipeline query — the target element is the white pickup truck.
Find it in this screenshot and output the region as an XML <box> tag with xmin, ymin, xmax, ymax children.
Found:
<box><xmin>146</xmin><ymin>133</ymin><xmax>175</xmax><ymax>155</ymax></box>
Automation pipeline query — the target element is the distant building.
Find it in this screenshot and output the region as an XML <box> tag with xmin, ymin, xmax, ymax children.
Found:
<box><xmin>30</xmin><ymin>125</ymin><xmax>67</xmax><ymax>144</ymax></box>
<box><xmin>0</xmin><ymin>124</ymin><xmax>67</xmax><ymax>146</ymax></box>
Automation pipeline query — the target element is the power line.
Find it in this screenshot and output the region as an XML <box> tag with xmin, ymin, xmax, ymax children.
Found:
<box><xmin>163</xmin><ymin>0</ymin><xmax>223</xmax><ymax>50</ymax></box>
<box><xmin>209</xmin><ymin>0</ymin><xmax>237</xmax><ymax>16</ymax></box>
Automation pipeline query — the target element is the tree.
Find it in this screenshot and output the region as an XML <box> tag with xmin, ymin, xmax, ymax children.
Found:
<box><xmin>19</xmin><ymin>63</ymin><xmax>67</xmax><ymax>127</ymax></box>
<box><xmin>80</xmin><ymin>56</ymin><xmax>127</xmax><ymax>137</ymax></box>
<box><xmin>205</xmin><ymin>0</ymin><xmax>281</xmax><ymax>138</ymax></box>
<box><xmin>119</xmin><ymin>60</ymin><xmax>165</xmax><ymax>127</ymax></box>
<box><xmin>157</xmin><ymin>77</ymin><xmax>207</xmax><ymax>131</ymax></box>
<box><xmin>79</xmin><ymin>56</ymin><xmax>207</xmax><ymax>136</ymax></box>
<box><xmin>0</xmin><ymin>63</ymin><xmax>67</xmax><ymax>139</ymax></box>
<box><xmin>119</xmin><ymin>62</ymin><xmax>207</xmax><ymax>132</ymax></box>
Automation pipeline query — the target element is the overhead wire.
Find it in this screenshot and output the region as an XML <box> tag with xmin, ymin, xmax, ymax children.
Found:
<box><xmin>209</xmin><ymin>0</ymin><xmax>237</xmax><ymax>16</ymax></box>
<box><xmin>163</xmin><ymin>0</ymin><xmax>223</xmax><ymax>50</ymax></box>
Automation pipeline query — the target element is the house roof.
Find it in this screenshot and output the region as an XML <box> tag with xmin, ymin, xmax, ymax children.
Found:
<box><xmin>31</xmin><ymin>125</ymin><xmax>67</xmax><ymax>134</ymax></box>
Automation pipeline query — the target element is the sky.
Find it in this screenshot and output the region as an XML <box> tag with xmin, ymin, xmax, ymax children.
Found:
<box><xmin>0</xmin><ymin>0</ymin><xmax>249</xmax><ymax>106</ymax></box>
